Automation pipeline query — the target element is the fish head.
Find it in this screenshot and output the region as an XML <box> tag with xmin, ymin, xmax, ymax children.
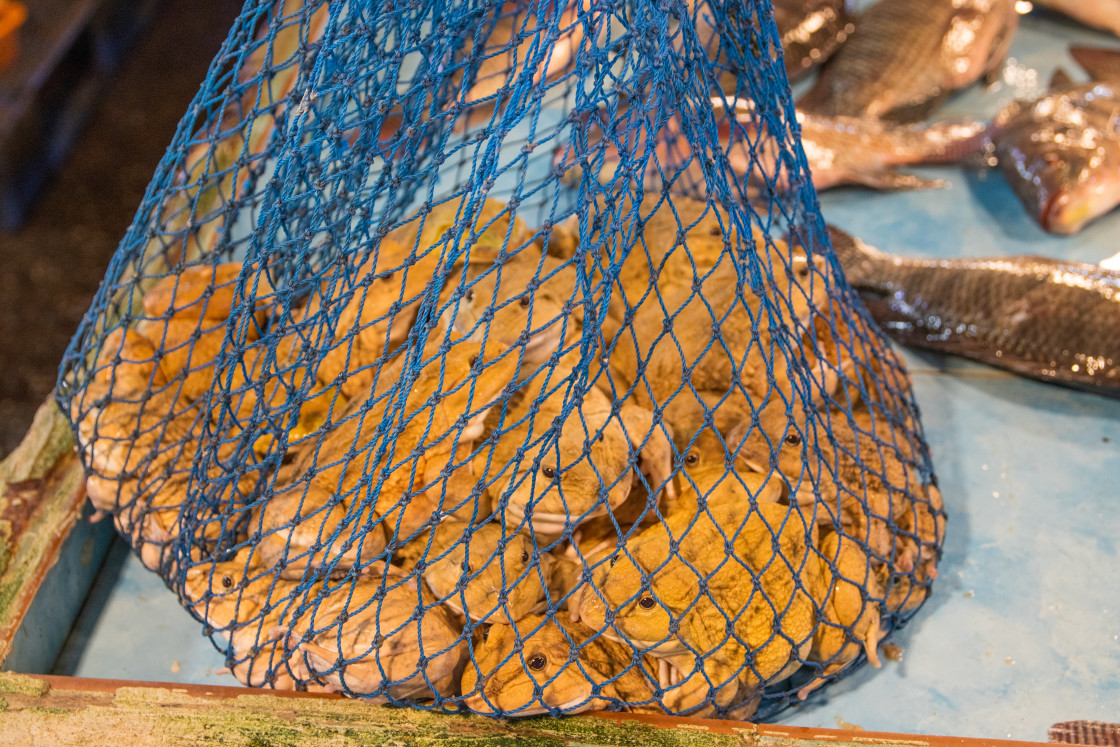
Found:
<box><xmin>461</xmin><ymin>615</ymin><xmax>600</xmax><ymax>715</ymax></box>
<box><xmin>996</xmin><ymin>84</ymin><xmax>1120</xmax><ymax>235</ymax></box>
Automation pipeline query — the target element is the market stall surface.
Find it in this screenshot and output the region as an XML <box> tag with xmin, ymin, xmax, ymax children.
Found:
<box><xmin>44</xmin><ymin>7</ymin><xmax>1120</xmax><ymax>744</ymax></box>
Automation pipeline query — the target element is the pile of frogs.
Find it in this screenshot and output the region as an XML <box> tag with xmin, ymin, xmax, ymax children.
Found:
<box><xmin>70</xmin><ymin>194</ymin><xmax>943</xmax><ymax>718</ymax></box>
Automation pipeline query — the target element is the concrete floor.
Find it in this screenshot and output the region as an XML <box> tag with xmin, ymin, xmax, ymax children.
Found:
<box><xmin>0</xmin><ymin>0</ymin><xmax>242</xmax><ymax>458</ymax></box>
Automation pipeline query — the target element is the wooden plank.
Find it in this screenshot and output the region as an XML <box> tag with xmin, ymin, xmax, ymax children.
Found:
<box><xmin>0</xmin><ymin>672</ymin><xmax>1048</xmax><ymax>747</ymax></box>
<box><xmin>0</xmin><ymin>398</ymin><xmax>87</xmax><ymax>667</ymax></box>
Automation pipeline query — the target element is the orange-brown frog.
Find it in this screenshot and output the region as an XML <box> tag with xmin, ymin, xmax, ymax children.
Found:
<box><xmin>476</xmin><ymin>347</ymin><xmax>675</xmax><ymax>542</ymax></box>
<box><xmin>415</xmin><ymin>519</ymin><xmax>547</xmax><ymax>624</ymax></box>
<box><xmin>288</xmin><ymin>563</ymin><xmax>465</xmax><ymax>700</ymax></box>
<box><xmin>797</xmin><ymin>531</ymin><xmax>885</xmax><ymax>699</ymax></box>
<box><xmin>461</xmin><ymin>614</ymin><xmax>661</xmax><ymax>715</ymax></box>
<box><xmin>578</xmin><ymin>501</ymin><xmax>818</xmax><ymax>711</ymax></box>
<box><xmin>258</xmin><ymin>341</ymin><xmax>519</xmax><ymax>576</ymax></box>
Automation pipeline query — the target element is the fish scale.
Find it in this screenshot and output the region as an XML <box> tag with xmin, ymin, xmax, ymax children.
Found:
<box><xmin>798</xmin><ymin>0</ymin><xmax>1017</xmax><ymax>122</ymax></box>
<box><xmin>830</xmin><ymin>227</ymin><xmax>1120</xmax><ymax>397</ymax></box>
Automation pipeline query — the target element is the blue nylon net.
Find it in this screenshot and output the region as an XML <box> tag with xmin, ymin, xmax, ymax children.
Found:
<box><xmin>56</xmin><ymin>0</ymin><xmax>943</xmax><ymax>720</ymax></box>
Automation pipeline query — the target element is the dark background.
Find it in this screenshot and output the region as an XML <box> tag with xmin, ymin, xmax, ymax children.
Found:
<box><xmin>0</xmin><ymin>0</ymin><xmax>242</xmax><ymax>458</ymax></box>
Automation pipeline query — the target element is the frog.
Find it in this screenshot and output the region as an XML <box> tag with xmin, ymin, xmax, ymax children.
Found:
<box><xmin>258</xmin><ymin>341</ymin><xmax>520</xmax><ymax>576</ymax></box>
<box><xmin>578</xmin><ymin>500</ymin><xmax>818</xmax><ymax>708</ymax></box>
<box><xmin>442</xmin><ymin>248</ymin><xmax>586</xmax><ymax>382</ymax></box>
<box><xmin>461</xmin><ymin>614</ymin><xmax>661</xmax><ymax>715</ymax></box>
<box><xmin>731</xmin><ymin>407</ymin><xmax>923</xmax><ymax>569</ymax></box>
<box><xmin>672</xmin><ymin>426</ymin><xmax>784</xmax><ymax>517</ymax></box>
<box><xmin>288</xmin><ymin>563</ymin><xmax>466</xmax><ymax>700</ymax></box>
<box><xmin>135</xmin><ymin>262</ymin><xmax>277</xmax><ymax>403</ymax></box>
<box><xmin>600</xmin><ymin>199</ymin><xmax>829</xmax><ymax>448</ymax></box>
<box><xmin>141</xmin><ymin>262</ymin><xmax>274</xmax><ymax>330</ymax></box>
<box><xmin>416</xmin><ymin>519</ymin><xmax>547</xmax><ymax>624</ymax></box>
<box><xmin>181</xmin><ymin>549</ymin><xmax>315</xmax><ymax>690</ymax></box>
<box><xmin>476</xmin><ymin>347</ymin><xmax>676</xmax><ymax>542</ymax></box>
<box><xmin>796</xmin><ymin>531</ymin><xmax>885</xmax><ymax>700</ymax></box>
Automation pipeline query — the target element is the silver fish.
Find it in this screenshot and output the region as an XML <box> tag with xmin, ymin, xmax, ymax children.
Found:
<box><xmin>830</xmin><ymin>227</ymin><xmax>1120</xmax><ymax>397</ymax></box>
<box><xmin>992</xmin><ymin>72</ymin><xmax>1120</xmax><ymax>234</ymax></box>
<box><xmin>798</xmin><ymin>0</ymin><xmax>1019</xmax><ymax>122</ymax></box>
<box><xmin>1032</xmin><ymin>0</ymin><xmax>1120</xmax><ymax>37</ymax></box>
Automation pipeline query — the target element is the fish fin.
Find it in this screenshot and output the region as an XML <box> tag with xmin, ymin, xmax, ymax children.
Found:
<box><xmin>1070</xmin><ymin>46</ymin><xmax>1120</xmax><ymax>83</ymax></box>
<box><xmin>845</xmin><ymin>168</ymin><xmax>947</xmax><ymax>192</ymax></box>
<box><xmin>825</xmin><ymin>226</ymin><xmax>890</xmax><ymax>290</ymax></box>
<box><xmin>1049</xmin><ymin>66</ymin><xmax>1077</xmax><ymax>91</ymax></box>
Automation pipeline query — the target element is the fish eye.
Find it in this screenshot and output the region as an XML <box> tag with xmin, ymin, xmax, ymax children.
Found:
<box><xmin>597</xmin><ymin>433</ymin><xmax>604</xmax><ymax>443</ymax></box>
<box><xmin>518</xmin><ymin>295</ymin><xmax>531</xmax><ymax>307</ymax></box>
<box><xmin>708</xmin><ymin>226</ymin><xmax>720</xmax><ymax>237</ymax></box>
<box><xmin>638</xmin><ymin>596</ymin><xmax>656</xmax><ymax>610</ymax></box>
<box><xmin>609</xmin><ymin>555</ymin><xmax>619</xmax><ymax>567</ymax></box>
<box><xmin>469</xmin><ymin>354</ymin><xmax>479</xmax><ymax>367</ymax></box>
<box><xmin>685</xmin><ymin>452</ymin><xmax>699</xmax><ymax>466</ymax></box>
<box><xmin>528</xmin><ymin>654</ymin><xmax>547</xmax><ymax>671</ymax></box>
<box><xmin>466</xmin><ymin>289</ymin><xmax>475</xmax><ymax>302</ymax></box>
<box><xmin>462</xmin><ymin>560</ymin><xmax>472</xmax><ymax>573</ymax></box>
<box><xmin>541</xmin><ymin>466</ymin><xmax>556</xmax><ymax>479</ymax></box>
<box><xmin>382</xmin><ymin>271</ymin><xmax>394</xmax><ymax>282</ymax></box>
<box><xmin>521</xmin><ymin>550</ymin><xmax>529</xmax><ymax>563</ymax></box>
<box><xmin>784</xmin><ymin>433</ymin><xmax>802</xmax><ymax>446</ymax></box>
<box><xmin>797</xmin><ymin>262</ymin><xmax>810</xmax><ymax>278</ymax></box>
<box><xmin>220</xmin><ymin>575</ymin><xmax>234</xmax><ymax>589</ymax></box>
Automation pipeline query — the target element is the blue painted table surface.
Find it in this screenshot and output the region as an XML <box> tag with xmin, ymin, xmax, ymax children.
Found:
<box><xmin>51</xmin><ymin>7</ymin><xmax>1120</xmax><ymax>742</ymax></box>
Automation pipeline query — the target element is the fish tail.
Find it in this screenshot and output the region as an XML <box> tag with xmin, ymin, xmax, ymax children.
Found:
<box><xmin>1070</xmin><ymin>46</ymin><xmax>1120</xmax><ymax>83</ymax></box>
<box><xmin>826</xmin><ymin>225</ymin><xmax>888</xmax><ymax>289</ymax></box>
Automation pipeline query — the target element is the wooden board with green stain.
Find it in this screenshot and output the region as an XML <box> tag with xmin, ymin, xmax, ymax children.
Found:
<box><xmin>0</xmin><ymin>399</ymin><xmax>88</xmax><ymax>666</ymax></box>
<box><xmin>0</xmin><ymin>672</ymin><xmax>1046</xmax><ymax>747</ymax></box>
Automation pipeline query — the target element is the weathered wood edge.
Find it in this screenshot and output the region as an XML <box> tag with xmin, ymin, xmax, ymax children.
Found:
<box><xmin>0</xmin><ymin>398</ymin><xmax>86</xmax><ymax>666</ymax></box>
<box><xmin>0</xmin><ymin>672</ymin><xmax>1046</xmax><ymax>747</ymax></box>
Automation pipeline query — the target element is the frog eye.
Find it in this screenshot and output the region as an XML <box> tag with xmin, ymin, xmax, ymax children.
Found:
<box><xmin>220</xmin><ymin>575</ymin><xmax>234</xmax><ymax>589</ymax></box>
<box><xmin>541</xmin><ymin>466</ymin><xmax>556</xmax><ymax>479</ymax></box>
<box><xmin>520</xmin><ymin>550</ymin><xmax>529</xmax><ymax>563</ymax></box>
<box><xmin>518</xmin><ymin>295</ymin><xmax>531</xmax><ymax>308</ymax></box>
<box><xmin>784</xmin><ymin>433</ymin><xmax>802</xmax><ymax>446</ymax></box>
<box><xmin>637</xmin><ymin>596</ymin><xmax>656</xmax><ymax>610</ymax></box>
<box><xmin>685</xmin><ymin>452</ymin><xmax>699</xmax><ymax>466</ymax></box>
<box><xmin>528</xmin><ymin>654</ymin><xmax>547</xmax><ymax>671</ymax></box>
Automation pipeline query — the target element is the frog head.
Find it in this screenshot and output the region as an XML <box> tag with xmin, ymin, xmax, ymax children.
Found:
<box><xmin>462</xmin><ymin>615</ymin><xmax>627</xmax><ymax>715</ymax></box>
<box><xmin>423</xmin><ymin>520</ymin><xmax>545</xmax><ymax>623</ymax></box>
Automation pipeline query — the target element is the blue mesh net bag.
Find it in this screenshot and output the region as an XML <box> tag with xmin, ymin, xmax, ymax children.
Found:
<box><xmin>56</xmin><ymin>0</ymin><xmax>944</xmax><ymax>720</ymax></box>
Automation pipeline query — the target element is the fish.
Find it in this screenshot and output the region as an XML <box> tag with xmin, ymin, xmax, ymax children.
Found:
<box><xmin>773</xmin><ymin>0</ymin><xmax>855</xmax><ymax>82</ymax></box>
<box><xmin>798</xmin><ymin>0</ymin><xmax>1019</xmax><ymax>122</ymax></box>
<box><xmin>556</xmin><ymin>96</ymin><xmax>992</xmax><ymax>196</ymax></box>
<box><xmin>991</xmin><ymin>71</ymin><xmax>1120</xmax><ymax>234</ymax></box>
<box><xmin>714</xmin><ymin>97</ymin><xmax>992</xmax><ymax>191</ymax></box>
<box><xmin>1032</xmin><ymin>1</ymin><xmax>1120</xmax><ymax>37</ymax></box>
<box><xmin>829</xmin><ymin>226</ymin><xmax>1120</xmax><ymax>397</ymax></box>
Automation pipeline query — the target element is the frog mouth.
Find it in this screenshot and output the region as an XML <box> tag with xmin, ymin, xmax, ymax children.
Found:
<box><xmin>598</xmin><ymin>629</ymin><xmax>686</xmax><ymax>657</ymax></box>
<box><xmin>502</xmin><ymin>501</ymin><xmax>608</xmax><ymax>537</ymax></box>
